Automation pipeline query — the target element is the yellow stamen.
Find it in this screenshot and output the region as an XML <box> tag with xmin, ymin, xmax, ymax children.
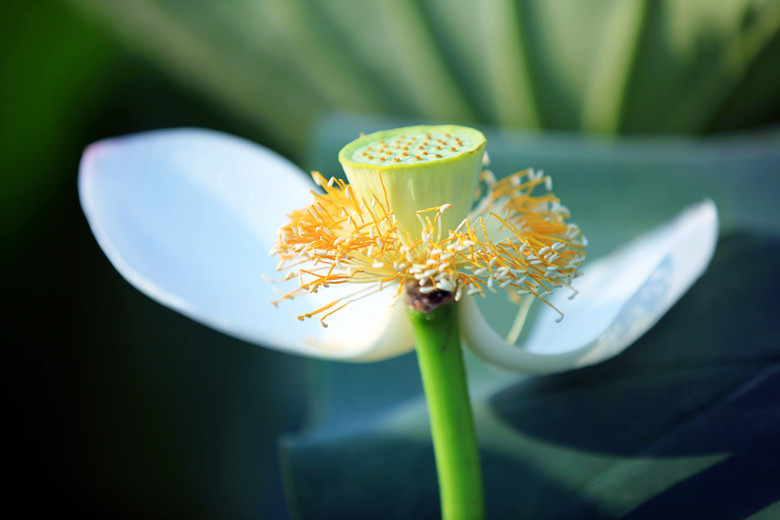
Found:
<box><xmin>272</xmin><ymin>168</ymin><xmax>585</xmax><ymax>324</ymax></box>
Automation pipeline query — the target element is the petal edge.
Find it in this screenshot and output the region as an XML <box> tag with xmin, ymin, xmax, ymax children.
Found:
<box><xmin>461</xmin><ymin>200</ymin><xmax>719</xmax><ymax>373</ymax></box>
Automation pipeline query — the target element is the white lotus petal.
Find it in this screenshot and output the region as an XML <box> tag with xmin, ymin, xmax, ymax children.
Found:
<box><xmin>460</xmin><ymin>200</ymin><xmax>718</xmax><ymax>373</ymax></box>
<box><xmin>79</xmin><ymin>128</ymin><xmax>413</xmax><ymax>360</ymax></box>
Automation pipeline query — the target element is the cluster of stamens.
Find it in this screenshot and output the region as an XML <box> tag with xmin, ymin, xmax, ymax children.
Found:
<box><xmin>355</xmin><ymin>131</ymin><xmax>471</xmax><ymax>165</ymax></box>
<box><xmin>270</xmin><ymin>168</ymin><xmax>586</xmax><ymax>328</ymax></box>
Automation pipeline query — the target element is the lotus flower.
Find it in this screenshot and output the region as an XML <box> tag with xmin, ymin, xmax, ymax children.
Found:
<box><xmin>79</xmin><ymin>127</ymin><xmax>718</xmax><ymax>373</ymax></box>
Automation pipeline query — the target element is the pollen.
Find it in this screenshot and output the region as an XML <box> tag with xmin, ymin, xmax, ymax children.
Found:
<box><xmin>271</xmin><ymin>167</ymin><xmax>586</xmax><ymax>327</ymax></box>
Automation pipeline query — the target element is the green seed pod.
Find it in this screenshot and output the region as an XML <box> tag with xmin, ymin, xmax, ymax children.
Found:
<box><xmin>338</xmin><ymin>125</ymin><xmax>486</xmax><ymax>239</ymax></box>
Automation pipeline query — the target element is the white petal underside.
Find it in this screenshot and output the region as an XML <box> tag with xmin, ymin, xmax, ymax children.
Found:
<box><xmin>460</xmin><ymin>200</ymin><xmax>718</xmax><ymax>373</ymax></box>
<box><xmin>79</xmin><ymin>128</ymin><xmax>413</xmax><ymax>361</ymax></box>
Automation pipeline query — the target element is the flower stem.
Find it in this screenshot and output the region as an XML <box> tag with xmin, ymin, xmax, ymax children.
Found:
<box><xmin>407</xmin><ymin>302</ymin><xmax>484</xmax><ymax>520</ymax></box>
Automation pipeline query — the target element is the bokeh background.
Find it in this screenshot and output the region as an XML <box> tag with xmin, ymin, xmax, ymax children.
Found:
<box><xmin>5</xmin><ymin>0</ymin><xmax>779</xmax><ymax>518</ymax></box>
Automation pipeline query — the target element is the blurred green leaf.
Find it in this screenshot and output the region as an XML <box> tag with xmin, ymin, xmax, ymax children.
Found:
<box><xmin>67</xmin><ymin>0</ymin><xmax>780</xmax><ymax>153</ymax></box>
<box><xmin>282</xmin><ymin>231</ymin><xmax>780</xmax><ymax>519</ymax></box>
<box><xmin>68</xmin><ymin>0</ymin><xmax>324</xmax><ymax>157</ymax></box>
<box><xmin>621</xmin><ymin>0</ymin><xmax>780</xmax><ymax>133</ymax></box>
<box><xmin>423</xmin><ymin>0</ymin><xmax>540</xmax><ymax>127</ymax></box>
<box><xmin>312</xmin><ymin>0</ymin><xmax>477</xmax><ymax>122</ymax></box>
<box><xmin>0</xmin><ymin>1</ymin><xmax>117</xmax><ymax>241</ymax></box>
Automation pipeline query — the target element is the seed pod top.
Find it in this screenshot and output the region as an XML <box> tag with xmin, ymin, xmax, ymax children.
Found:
<box><xmin>338</xmin><ymin>125</ymin><xmax>486</xmax><ymax>238</ymax></box>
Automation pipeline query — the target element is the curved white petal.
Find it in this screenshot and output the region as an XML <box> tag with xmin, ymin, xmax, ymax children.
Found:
<box><xmin>460</xmin><ymin>200</ymin><xmax>718</xmax><ymax>373</ymax></box>
<box><xmin>79</xmin><ymin>128</ymin><xmax>414</xmax><ymax>361</ymax></box>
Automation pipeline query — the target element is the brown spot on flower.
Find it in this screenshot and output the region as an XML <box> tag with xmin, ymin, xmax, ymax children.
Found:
<box><xmin>405</xmin><ymin>281</ymin><xmax>454</xmax><ymax>313</ymax></box>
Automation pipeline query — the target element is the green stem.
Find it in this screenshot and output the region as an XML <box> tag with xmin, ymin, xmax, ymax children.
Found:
<box><xmin>407</xmin><ymin>302</ymin><xmax>484</xmax><ymax>520</ymax></box>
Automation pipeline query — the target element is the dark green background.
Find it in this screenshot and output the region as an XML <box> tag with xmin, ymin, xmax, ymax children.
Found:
<box><xmin>4</xmin><ymin>3</ymin><xmax>307</xmax><ymax>517</ymax></box>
